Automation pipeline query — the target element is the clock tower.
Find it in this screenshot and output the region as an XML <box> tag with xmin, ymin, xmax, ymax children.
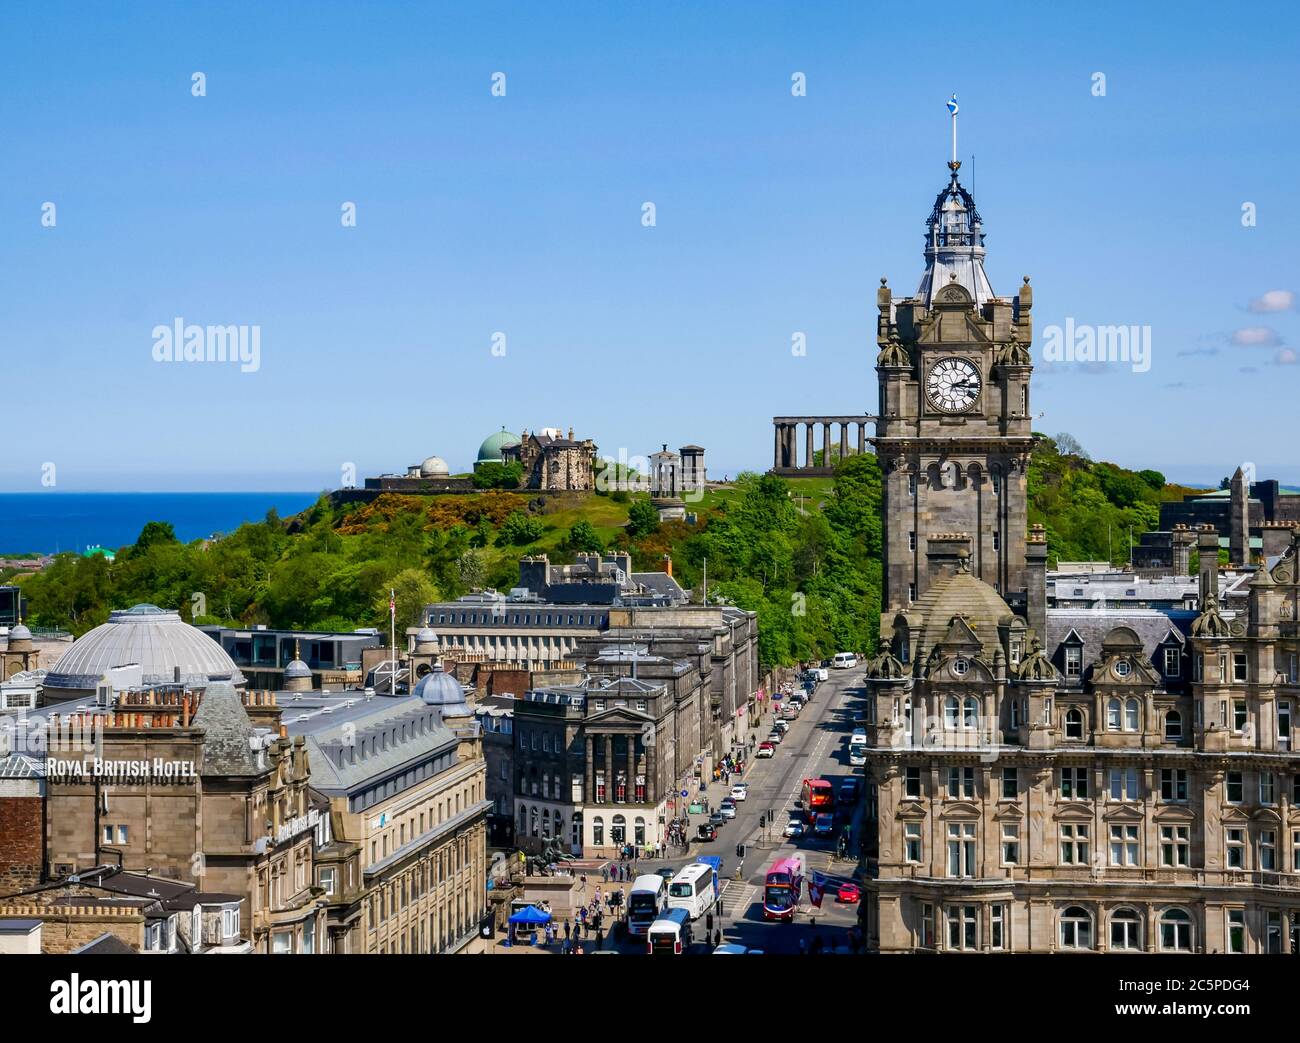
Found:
<box><xmin>872</xmin><ymin>156</ymin><xmax>1036</xmax><ymax>627</ymax></box>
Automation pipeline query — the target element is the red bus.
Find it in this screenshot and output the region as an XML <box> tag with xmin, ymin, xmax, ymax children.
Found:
<box><xmin>763</xmin><ymin>854</ymin><xmax>804</xmax><ymax>921</ymax></box>
<box><xmin>801</xmin><ymin>778</ymin><xmax>834</xmax><ymax>816</ymax></box>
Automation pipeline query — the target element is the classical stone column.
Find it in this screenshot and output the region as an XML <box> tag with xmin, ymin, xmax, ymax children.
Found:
<box><xmin>585</xmin><ymin>735</ymin><xmax>594</xmax><ymax>804</ymax></box>
<box><xmin>804</xmin><ymin>423</ymin><xmax>814</xmax><ymax>470</ymax></box>
<box><xmin>858</xmin><ymin>422</ymin><xmax>866</xmax><ymax>454</ymax></box>
<box><xmin>627</xmin><ymin>739</ymin><xmax>636</xmax><ymax>802</ymax></box>
<box><xmin>773</xmin><ymin>424</ymin><xmax>780</xmax><ymax>470</ymax></box>
<box><xmin>839</xmin><ymin>423</ymin><xmax>848</xmax><ymax>460</ymax></box>
<box><xmin>822</xmin><ymin>422</ymin><xmax>832</xmax><ymax>467</ymax></box>
<box><xmin>604</xmin><ymin>735</ymin><xmax>614</xmax><ymax>801</ymax></box>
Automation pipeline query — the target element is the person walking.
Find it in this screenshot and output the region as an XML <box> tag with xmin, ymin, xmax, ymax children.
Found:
<box><xmin>564</xmin><ymin>919</ymin><xmax>570</xmax><ymax>941</ymax></box>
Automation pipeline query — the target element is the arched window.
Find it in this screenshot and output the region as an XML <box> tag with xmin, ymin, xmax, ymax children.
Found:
<box><xmin>592</xmin><ymin>816</ymin><xmax>604</xmax><ymax>847</ymax></box>
<box><xmin>611</xmin><ymin>814</ymin><xmax>626</xmax><ymax>845</ymax></box>
<box><xmin>944</xmin><ymin>696</ymin><xmax>960</xmax><ymax>729</ymax></box>
<box><xmin>1065</xmin><ymin>707</ymin><xmax>1084</xmax><ymax>740</ymax></box>
<box><xmin>1107</xmin><ymin>698</ymin><xmax>1122</xmax><ymax>730</ymax></box>
<box><xmin>1124</xmin><ymin>699</ymin><xmax>1139</xmax><ymax>732</ymax></box>
<box><xmin>962</xmin><ymin>697</ymin><xmax>979</xmax><ymax>730</ymax></box>
<box><xmin>517</xmin><ymin>803</ymin><xmax>527</xmax><ymax>834</ymax></box>
<box><xmin>1160</xmin><ymin>908</ymin><xmax>1192</xmax><ymax>952</ymax></box>
<box><xmin>541</xmin><ymin>808</ymin><xmax>551</xmax><ymax>839</ymax></box>
<box><xmin>1110</xmin><ymin>908</ymin><xmax>1141</xmax><ymax>951</ymax></box>
<box><xmin>1165</xmin><ymin>710</ymin><xmax>1182</xmax><ymax>741</ymax></box>
<box><xmin>635</xmin><ymin>817</ymin><xmax>646</xmax><ymax>845</ymax></box>
<box><xmin>553</xmin><ymin>813</ymin><xmax>565</xmax><ymax>841</ymax></box>
<box><xmin>529</xmin><ymin>806</ymin><xmax>539</xmax><ymax>838</ymax></box>
<box><xmin>1060</xmin><ymin>906</ymin><xmax>1092</xmax><ymax>950</ymax></box>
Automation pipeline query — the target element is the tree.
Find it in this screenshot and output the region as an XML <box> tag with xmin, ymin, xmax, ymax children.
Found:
<box><xmin>497</xmin><ymin>510</ymin><xmax>545</xmax><ymax>546</ymax></box>
<box><xmin>1053</xmin><ymin>432</ymin><xmax>1089</xmax><ymax>460</ymax></box>
<box><xmin>471</xmin><ymin>461</ymin><xmax>524</xmax><ymax>490</ymax></box>
<box><xmin>627</xmin><ymin>498</ymin><xmax>660</xmax><ymax>539</ymax></box>
<box><xmin>375</xmin><ymin>567</ymin><xmax>438</xmax><ymax>634</ymax></box>
<box><xmin>131</xmin><ymin>520</ymin><xmax>179</xmax><ymax>555</ymax></box>
<box><xmin>566</xmin><ymin>520</ymin><xmax>603</xmax><ymax>553</ymax></box>
<box><xmin>457</xmin><ymin>549</ymin><xmax>486</xmax><ymax>589</ymax></box>
<box><xmin>469</xmin><ymin>517</ymin><xmax>494</xmax><ymax>548</ymax></box>
<box><xmin>1137</xmin><ymin>469</ymin><xmax>1165</xmax><ymax>491</ymax></box>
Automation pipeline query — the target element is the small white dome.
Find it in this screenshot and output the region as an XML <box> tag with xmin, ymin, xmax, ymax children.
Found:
<box><xmin>414</xmin><ymin>665</ymin><xmax>471</xmax><ymax>717</ymax></box>
<box><xmin>419</xmin><ymin>456</ymin><xmax>450</xmax><ymax>478</ymax></box>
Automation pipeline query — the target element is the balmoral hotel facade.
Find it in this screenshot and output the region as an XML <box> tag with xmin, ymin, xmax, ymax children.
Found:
<box><xmin>861</xmin><ymin>151</ymin><xmax>1300</xmax><ymax>954</ymax></box>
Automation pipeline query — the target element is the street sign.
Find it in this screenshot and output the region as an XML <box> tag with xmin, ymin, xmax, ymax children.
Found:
<box><xmin>681</xmin><ymin>789</ymin><xmax>689</xmax><ymax>798</ymax></box>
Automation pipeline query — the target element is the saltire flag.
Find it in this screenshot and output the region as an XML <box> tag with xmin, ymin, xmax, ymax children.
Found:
<box><xmin>946</xmin><ymin>93</ymin><xmax>958</xmax><ymax>115</ymax></box>
<box><xmin>809</xmin><ymin>871</ymin><xmax>827</xmax><ymax>908</ymax></box>
<box><xmin>389</xmin><ymin>589</ymin><xmax>396</xmax><ymax>616</ymax></box>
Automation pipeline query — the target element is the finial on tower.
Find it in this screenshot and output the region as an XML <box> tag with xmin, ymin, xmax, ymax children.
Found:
<box><xmin>946</xmin><ymin>93</ymin><xmax>960</xmax><ymax>171</ymax></box>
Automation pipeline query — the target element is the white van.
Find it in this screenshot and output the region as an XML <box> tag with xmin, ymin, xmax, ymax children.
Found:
<box><xmin>849</xmin><ymin>730</ymin><xmax>868</xmax><ymax>767</ymax></box>
<box><xmin>832</xmin><ymin>652</ymin><xmax>858</xmax><ymax>670</ymax></box>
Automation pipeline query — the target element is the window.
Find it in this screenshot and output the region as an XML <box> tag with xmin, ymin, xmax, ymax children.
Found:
<box><xmin>1227</xmin><ymin>909</ymin><xmax>1245</xmax><ymax>954</ymax></box>
<box><xmin>947</xmin><ymin>822</ymin><xmax>976</xmax><ymax>877</ymax></box>
<box><xmin>1193</xmin><ymin>654</ymin><xmax>1203</xmax><ymax>682</ymax></box>
<box><xmin>908</xmin><ymin>583</ymin><xmax>916</xmax><ymax>603</ymax></box>
<box><xmin>1001</xmin><ymin>767</ymin><xmax>1017</xmax><ymax>800</ymax></box>
<box><xmin>1059</xmin><ymin>906</ymin><xmax>1092</xmax><ymax>950</ymax></box>
<box><xmin>961</xmin><ymin>695</ymin><xmax>977</xmax><ymax>726</ymax></box>
<box><xmin>1110</xmin><ymin>824</ymin><xmax>1139</xmax><ymax>866</ymax></box>
<box><xmin>1261</xmin><ymin>773</ymin><xmax>1276</xmax><ymax>805</ymax></box>
<box><xmin>1115</xmin><ymin>660</ymin><xmax>1132</xmax><ymax>678</ymax></box>
<box><xmin>1010</xmin><ymin>697</ymin><xmax>1023</xmax><ymax>730</ymax></box>
<box><xmin>1160</xmin><ymin>825</ymin><xmax>1189</xmax><ymax>866</ymax></box>
<box><xmin>271</xmin><ymin>931</ymin><xmax>293</xmax><ymax>955</ymax></box>
<box><xmin>944</xmin><ymin>697</ymin><xmax>960</xmax><ymax>729</ymax></box>
<box><xmin>1226</xmin><ymin>771</ymin><xmax>1243</xmax><ymax>803</ymax></box>
<box><xmin>1159</xmin><ymin>908</ymin><xmax>1192</xmax><ymax>952</ymax></box>
<box><xmin>1260</xmin><ymin>829</ymin><xmax>1277</xmax><ymax>871</ymax></box>
<box><xmin>991</xmin><ymin>904</ymin><xmax>1006</xmax><ymax>950</ymax></box>
<box><xmin>905</xmin><ymin>767</ymin><xmax>922</xmax><ymax>799</ymax></box>
<box><xmin>1111</xmin><ymin>908</ymin><xmax>1141</xmax><ymax>951</ymax></box>
<box><xmin>1266</xmin><ymin>911</ymin><xmax>1282</xmax><ymax>954</ymax></box>
<box><xmin>947</xmin><ymin>767</ymin><xmax>974</xmax><ymax>799</ymax></box>
<box><xmin>904</xmin><ymin>823</ymin><xmax>922</xmax><ymax>863</ymax></box>
<box><xmin>592</xmin><ymin>817</ymin><xmax>604</xmax><ymax>847</ymax></box>
<box><xmin>1065</xmin><ymin>707</ymin><xmax>1083</xmax><ymax>739</ymax></box>
<box><xmin>1107</xmin><ymin>698</ymin><xmax>1122</xmax><ymax>731</ymax></box>
<box><xmin>1165</xmin><ymin>711</ymin><xmax>1182</xmax><ymax>741</ymax></box>
<box><xmin>920</xmin><ymin>902</ymin><xmax>934</xmax><ymax>948</ymax></box>
<box><xmin>1009</xmin><ymin>638</ymin><xmax>1022</xmax><ymax>665</ymax></box>
<box><xmin>1164</xmin><ymin>646</ymin><xmax>1180</xmax><ymax>677</ymax></box>
<box><xmin>992</xmin><ymin>530</ymin><xmax>1000</xmax><ymax>551</ymax></box>
<box><xmin>946</xmin><ymin>905</ymin><xmax>978</xmax><ymax>951</ymax></box>
<box><xmin>1109</xmin><ymin>767</ymin><xmax>1139</xmax><ymax>801</ymax></box>
<box><xmin>1001</xmin><ymin>822</ymin><xmax>1020</xmax><ymax>865</ymax></box>
<box><xmin>1064</xmin><ymin>646</ymin><xmax>1082</xmax><ymax>678</ymax></box>
<box><xmin>1233</xmin><ymin>654</ymin><xmax>1248</xmax><ymax>683</ymax></box>
<box><xmin>908</xmin><ymin>531</ymin><xmax>916</xmax><ymax>552</ymax></box>
<box><xmin>1293</xmin><ymin>830</ymin><xmax>1300</xmax><ymax>871</ymax></box>
<box><xmin>1226</xmin><ymin>828</ymin><xmax>1245</xmax><ymax>869</ymax></box>
<box><xmin>1160</xmin><ymin>769</ymin><xmax>1188</xmax><ymax>802</ymax></box>
<box><xmin>1060</xmin><ymin>823</ymin><xmax>1089</xmax><ymax>865</ymax></box>
<box><xmin>1233</xmin><ymin>700</ymin><xmax>1248</xmax><ymax>732</ymax></box>
<box><xmin>1060</xmin><ymin>767</ymin><xmax>1089</xmax><ymax>800</ymax></box>
<box><xmin>1124</xmin><ymin>698</ymin><xmax>1139</xmax><ymax>731</ymax></box>
<box><xmin>319</xmin><ymin>867</ymin><xmax>336</xmax><ymax>896</ymax></box>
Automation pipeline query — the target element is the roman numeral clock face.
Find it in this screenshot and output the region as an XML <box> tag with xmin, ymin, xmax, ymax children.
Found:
<box><xmin>926</xmin><ymin>357</ymin><xmax>982</xmax><ymax>414</ymax></box>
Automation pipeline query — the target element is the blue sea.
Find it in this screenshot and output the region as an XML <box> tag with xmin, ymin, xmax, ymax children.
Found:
<box><xmin>0</xmin><ymin>492</ymin><xmax>321</xmax><ymax>556</ymax></box>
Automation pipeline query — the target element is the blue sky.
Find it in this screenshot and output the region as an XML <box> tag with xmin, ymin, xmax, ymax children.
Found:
<box><xmin>2</xmin><ymin>0</ymin><xmax>1297</xmax><ymax>492</ymax></box>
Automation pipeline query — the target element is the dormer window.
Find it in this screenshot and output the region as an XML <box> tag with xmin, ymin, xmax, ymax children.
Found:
<box><xmin>1163</xmin><ymin>647</ymin><xmax>1180</xmax><ymax>677</ymax></box>
<box><xmin>1009</xmin><ymin>638</ymin><xmax>1022</xmax><ymax>665</ymax></box>
<box><xmin>1064</xmin><ymin>646</ymin><xmax>1082</xmax><ymax>678</ymax></box>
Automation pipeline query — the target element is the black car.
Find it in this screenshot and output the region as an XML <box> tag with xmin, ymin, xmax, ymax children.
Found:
<box><xmin>697</xmin><ymin>823</ymin><xmax>718</xmax><ymax>841</ymax></box>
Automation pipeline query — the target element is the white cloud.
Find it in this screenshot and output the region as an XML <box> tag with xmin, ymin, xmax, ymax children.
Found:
<box><xmin>1276</xmin><ymin>348</ymin><xmax>1298</xmax><ymax>365</ymax></box>
<box><xmin>1248</xmin><ymin>290</ymin><xmax>1296</xmax><ymax>313</ymax></box>
<box><xmin>1232</xmin><ymin>326</ymin><xmax>1283</xmax><ymax>347</ymax></box>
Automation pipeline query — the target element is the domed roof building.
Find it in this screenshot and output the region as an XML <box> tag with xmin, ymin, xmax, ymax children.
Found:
<box><xmin>43</xmin><ymin>604</ymin><xmax>245</xmax><ymax>702</ymax></box>
<box><xmin>418</xmin><ymin>455</ymin><xmax>450</xmax><ymax>478</ymax></box>
<box><xmin>283</xmin><ymin>643</ymin><xmax>314</xmax><ymax>692</ymax></box>
<box><xmin>414</xmin><ymin>663</ymin><xmax>472</xmax><ymax>718</ymax></box>
<box><xmin>475</xmin><ymin>427</ymin><xmax>521</xmax><ymax>468</ymax></box>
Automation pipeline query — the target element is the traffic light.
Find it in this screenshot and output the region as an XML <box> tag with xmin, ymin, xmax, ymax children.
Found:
<box><xmin>735</xmin><ymin>842</ymin><xmax>746</xmax><ymax>858</ymax></box>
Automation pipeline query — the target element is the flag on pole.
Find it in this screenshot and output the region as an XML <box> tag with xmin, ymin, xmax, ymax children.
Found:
<box><xmin>809</xmin><ymin>871</ymin><xmax>827</xmax><ymax>908</ymax></box>
<box><xmin>389</xmin><ymin>589</ymin><xmax>396</xmax><ymax>617</ymax></box>
<box><xmin>946</xmin><ymin>93</ymin><xmax>959</xmax><ymax>115</ymax></box>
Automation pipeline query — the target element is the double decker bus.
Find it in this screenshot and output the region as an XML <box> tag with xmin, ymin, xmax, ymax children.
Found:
<box><xmin>763</xmin><ymin>854</ymin><xmax>804</xmax><ymax>921</ymax></box>
<box><xmin>801</xmin><ymin>777</ymin><xmax>834</xmax><ymax>817</ymax></box>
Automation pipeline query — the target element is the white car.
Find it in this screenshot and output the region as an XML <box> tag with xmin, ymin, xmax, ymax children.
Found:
<box><xmin>767</xmin><ymin>730</ymin><xmax>784</xmax><ymax>745</ymax></box>
<box><xmin>718</xmin><ymin>801</ymin><xmax>736</xmax><ymax>820</ymax></box>
<box><xmin>784</xmin><ymin>818</ymin><xmax>806</xmax><ymax>838</ymax></box>
<box><xmin>730</xmin><ymin>783</ymin><xmax>749</xmax><ymax>802</ymax></box>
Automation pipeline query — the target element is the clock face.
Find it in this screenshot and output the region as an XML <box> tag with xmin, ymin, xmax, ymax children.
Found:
<box><xmin>926</xmin><ymin>357</ymin><xmax>982</xmax><ymax>413</ymax></box>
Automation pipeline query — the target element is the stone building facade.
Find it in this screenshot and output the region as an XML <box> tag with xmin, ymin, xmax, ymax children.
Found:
<box><xmin>503</xmin><ymin>427</ymin><xmax>597</xmax><ymax>491</ymax></box>
<box><xmin>861</xmin><ymin>152</ymin><xmax>1300</xmax><ymax>955</ymax></box>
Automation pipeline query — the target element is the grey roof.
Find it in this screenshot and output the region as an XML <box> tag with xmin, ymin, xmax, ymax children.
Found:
<box><xmin>631</xmin><ymin>571</ymin><xmax>687</xmax><ymax>603</ymax></box>
<box><xmin>414</xmin><ymin>667</ymin><xmax>472</xmax><ymax>717</ymax></box>
<box><xmin>191</xmin><ymin>682</ymin><xmax>262</xmax><ymax>777</ymax></box>
<box><xmin>1046</xmin><ymin>608</ymin><xmax>1195</xmax><ymax>664</ymax></box>
<box><xmin>46</xmin><ymin>604</ymin><xmax>245</xmax><ymax>692</ymax></box>
<box><xmin>282</xmin><ymin>694</ymin><xmax>459</xmax><ymax>797</ymax></box>
<box><xmin>70</xmin><ymin>932</ymin><xmax>138</xmax><ymax>955</ymax></box>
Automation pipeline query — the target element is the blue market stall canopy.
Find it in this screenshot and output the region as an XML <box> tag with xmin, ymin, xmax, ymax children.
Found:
<box><xmin>507</xmin><ymin>905</ymin><xmax>552</xmax><ymax>925</ymax></box>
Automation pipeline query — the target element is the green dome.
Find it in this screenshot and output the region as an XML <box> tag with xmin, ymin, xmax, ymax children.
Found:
<box><xmin>476</xmin><ymin>427</ymin><xmax>522</xmax><ymax>464</ymax></box>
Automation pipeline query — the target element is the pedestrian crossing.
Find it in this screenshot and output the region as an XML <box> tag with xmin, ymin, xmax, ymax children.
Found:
<box><xmin>719</xmin><ymin>882</ymin><xmax>757</xmax><ymax>918</ymax></box>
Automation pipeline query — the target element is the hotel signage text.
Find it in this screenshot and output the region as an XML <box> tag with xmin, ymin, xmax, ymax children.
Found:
<box><xmin>47</xmin><ymin>758</ymin><xmax>197</xmax><ymax>782</ymax></box>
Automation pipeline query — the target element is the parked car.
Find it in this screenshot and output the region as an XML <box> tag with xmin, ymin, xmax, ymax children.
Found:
<box><xmin>784</xmin><ymin>818</ymin><xmax>807</xmax><ymax>838</ymax></box>
<box><xmin>767</xmin><ymin>730</ymin><xmax>784</xmax><ymax>745</ymax></box>
<box><xmin>756</xmin><ymin>742</ymin><xmax>775</xmax><ymax>759</ymax></box>
<box><xmin>708</xmin><ymin>811</ymin><xmax>726</xmax><ymax>828</ymax></box>
<box><xmin>730</xmin><ymin>782</ymin><xmax>749</xmax><ymax>801</ymax></box>
<box><xmin>697</xmin><ymin>823</ymin><xmax>718</xmax><ymax>842</ymax></box>
<box><xmin>837</xmin><ymin>882</ymin><xmax>862</xmax><ymax>903</ymax></box>
<box><xmin>718</xmin><ymin>800</ymin><xmax>736</xmax><ymax>820</ymax></box>
<box><xmin>773</xmin><ymin>719</ymin><xmax>790</xmax><ymax>735</ymax></box>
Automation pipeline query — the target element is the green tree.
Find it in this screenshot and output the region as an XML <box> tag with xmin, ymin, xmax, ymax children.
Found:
<box><xmin>374</xmin><ymin>567</ymin><xmax>439</xmax><ymax>635</ymax></box>
<box><xmin>627</xmin><ymin>498</ymin><xmax>660</xmax><ymax>539</ymax></box>
<box><xmin>457</xmin><ymin>549</ymin><xmax>486</xmax><ymax>589</ymax></box>
<box><xmin>497</xmin><ymin>510</ymin><xmax>545</xmax><ymax>546</ymax></box>
<box><xmin>471</xmin><ymin>461</ymin><xmax>524</xmax><ymax>490</ymax></box>
<box><xmin>566</xmin><ymin>519</ymin><xmax>603</xmax><ymax>553</ymax></box>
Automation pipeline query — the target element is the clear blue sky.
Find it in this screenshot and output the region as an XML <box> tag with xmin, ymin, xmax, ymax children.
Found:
<box><xmin>2</xmin><ymin>0</ymin><xmax>1296</xmax><ymax>491</ymax></box>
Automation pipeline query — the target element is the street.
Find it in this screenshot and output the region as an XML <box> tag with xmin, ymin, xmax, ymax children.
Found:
<box><xmin>599</xmin><ymin>667</ymin><xmax>868</xmax><ymax>954</ymax></box>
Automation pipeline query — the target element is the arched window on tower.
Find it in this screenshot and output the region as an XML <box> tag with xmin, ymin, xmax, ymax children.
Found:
<box><xmin>1065</xmin><ymin>707</ymin><xmax>1084</xmax><ymax>740</ymax></box>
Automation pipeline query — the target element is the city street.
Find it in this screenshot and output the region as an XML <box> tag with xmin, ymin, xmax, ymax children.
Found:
<box><xmin>597</xmin><ymin>667</ymin><xmax>869</xmax><ymax>955</ymax></box>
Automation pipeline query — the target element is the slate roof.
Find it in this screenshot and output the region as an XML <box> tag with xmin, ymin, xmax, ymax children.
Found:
<box><xmin>191</xmin><ymin>682</ymin><xmax>262</xmax><ymax>777</ymax></box>
<box><xmin>1046</xmin><ymin>608</ymin><xmax>1196</xmax><ymax>668</ymax></box>
<box><xmin>631</xmin><ymin>571</ymin><xmax>687</xmax><ymax>603</ymax></box>
<box><xmin>70</xmin><ymin>932</ymin><xmax>138</xmax><ymax>955</ymax></box>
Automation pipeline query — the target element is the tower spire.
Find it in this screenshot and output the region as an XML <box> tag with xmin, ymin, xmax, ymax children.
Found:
<box><xmin>947</xmin><ymin>93</ymin><xmax>960</xmax><ymax>171</ymax></box>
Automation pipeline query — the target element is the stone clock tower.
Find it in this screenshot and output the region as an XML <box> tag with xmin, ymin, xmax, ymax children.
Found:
<box><xmin>872</xmin><ymin>158</ymin><xmax>1036</xmax><ymax>626</ymax></box>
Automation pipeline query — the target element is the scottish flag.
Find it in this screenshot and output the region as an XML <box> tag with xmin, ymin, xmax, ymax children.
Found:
<box><xmin>946</xmin><ymin>94</ymin><xmax>959</xmax><ymax>115</ymax></box>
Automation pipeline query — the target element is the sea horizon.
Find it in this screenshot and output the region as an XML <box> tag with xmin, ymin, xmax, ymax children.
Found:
<box><xmin>0</xmin><ymin>491</ymin><xmax>322</xmax><ymax>557</ymax></box>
